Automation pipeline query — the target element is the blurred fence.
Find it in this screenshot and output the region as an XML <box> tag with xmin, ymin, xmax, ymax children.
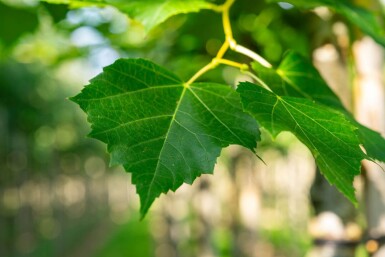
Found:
<box><xmin>1</xmin><ymin>134</ymin><xmax>316</xmax><ymax>257</ymax></box>
<box><xmin>149</xmin><ymin>139</ymin><xmax>315</xmax><ymax>257</ymax></box>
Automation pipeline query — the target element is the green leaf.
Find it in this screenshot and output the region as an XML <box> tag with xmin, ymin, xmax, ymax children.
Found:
<box><xmin>252</xmin><ymin>51</ymin><xmax>345</xmax><ymax>110</ymax></box>
<box><xmin>71</xmin><ymin>58</ymin><xmax>260</xmax><ymax>217</ymax></box>
<box><xmin>40</xmin><ymin>0</ymin><xmax>216</xmax><ymax>32</ymax></box>
<box><xmin>118</xmin><ymin>0</ymin><xmax>216</xmax><ymax>32</ymax></box>
<box><xmin>268</xmin><ymin>0</ymin><xmax>385</xmax><ymax>47</ymax></box>
<box><xmin>237</xmin><ymin>82</ymin><xmax>366</xmax><ymax>204</ymax></box>
<box><xmin>253</xmin><ymin>51</ymin><xmax>385</xmax><ymax>163</ymax></box>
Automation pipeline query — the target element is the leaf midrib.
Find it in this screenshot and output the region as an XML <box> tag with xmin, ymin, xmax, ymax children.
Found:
<box><xmin>142</xmin><ymin>83</ymin><xmax>251</xmax><ymax>210</ymax></box>
<box><xmin>277</xmin><ymin>97</ymin><xmax>361</xmax><ymax>174</ymax></box>
<box><xmin>142</xmin><ymin>85</ymin><xmax>188</xmax><ymax>210</ymax></box>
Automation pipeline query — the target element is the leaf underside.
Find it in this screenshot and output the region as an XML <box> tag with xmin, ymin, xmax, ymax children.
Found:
<box><xmin>71</xmin><ymin>58</ymin><xmax>260</xmax><ymax>217</ymax></box>
<box><xmin>119</xmin><ymin>0</ymin><xmax>215</xmax><ymax>32</ymax></box>
<box><xmin>237</xmin><ymin>82</ymin><xmax>366</xmax><ymax>204</ymax></box>
<box><xmin>40</xmin><ymin>0</ymin><xmax>214</xmax><ymax>32</ymax></box>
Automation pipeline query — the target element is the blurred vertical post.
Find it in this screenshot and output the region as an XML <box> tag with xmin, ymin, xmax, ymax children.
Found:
<box><xmin>308</xmin><ymin>0</ymin><xmax>385</xmax><ymax>256</ymax></box>
<box><xmin>227</xmin><ymin>147</ymin><xmax>259</xmax><ymax>257</ymax></box>
<box><xmin>307</xmin><ymin>42</ymin><xmax>360</xmax><ymax>257</ymax></box>
<box><xmin>352</xmin><ymin>1</ymin><xmax>385</xmax><ymax>256</ymax></box>
<box><xmin>354</xmin><ymin>37</ymin><xmax>385</xmax><ymax>256</ymax></box>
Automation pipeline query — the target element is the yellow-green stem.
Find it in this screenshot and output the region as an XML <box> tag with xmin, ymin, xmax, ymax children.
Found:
<box><xmin>216</xmin><ymin>40</ymin><xmax>230</xmax><ymax>59</ymax></box>
<box><xmin>215</xmin><ymin>58</ymin><xmax>248</xmax><ymax>70</ymax></box>
<box><xmin>242</xmin><ymin>70</ymin><xmax>272</xmax><ymax>92</ymax></box>
<box><xmin>186</xmin><ymin>0</ymin><xmax>272</xmax><ymax>86</ymax></box>
<box><xmin>234</xmin><ymin>44</ymin><xmax>272</xmax><ymax>68</ymax></box>
<box><xmin>186</xmin><ymin>62</ymin><xmax>218</xmax><ymax>85</ymax></box>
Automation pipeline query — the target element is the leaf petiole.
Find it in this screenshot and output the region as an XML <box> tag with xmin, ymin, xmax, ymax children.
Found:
<box><xmin>233</xmin><ymin>44</ymin><xmax>272</xmax><ymax>68</ymax></box>
<box><xmin>216</xmin><ymin>40</ymin><xmax>230</xmax><ymax>59</ymax></box>
<box><xmin>220</xmin><ymin>0</ymin><xmax>272</xmax><ymax>68</ymax></box>
<box><xmin>241</xmin><ymin>70</ymin><xmax>273</xmax><ymax>92</ymax></box>
<box><xmin>186</xmin><ymin>61</ymin><xmax>217</xmax><ymax>85</ymax></box>
<box><xmin>188</xmin><ymin>0</ymin><xmax>271</xmax><ymax>84</ymax></box>
<box><xmin>214</xmin><ymin>58</ymin><xmax>248</xmax><ymax>70</ymax></box>
<box><xmin>222</xmin><ymin>0</ymin><xmax>236</xmax><ymax>41</ymax></box>
<box><xmin>186</xmin><ymin>56</ymin><xmax>247</xmax><ymax>85</ymax></box>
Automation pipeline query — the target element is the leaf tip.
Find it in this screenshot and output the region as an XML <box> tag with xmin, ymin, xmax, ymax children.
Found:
<box><xmin>139</xmin><ymin>211</ymin><xmax>147</xmax><ymax>221</ymax></box>
<box><xmin>68</xmin><ymin>92</ymin><xmax>83</xmax><ymax>105</ymax></box>
<box><xmin>139</xmin><ymin>201</ymin><xmax>152</xmax><ymax>220</ymax></box>
<box><xmin>68</xmin><ymin>94</ymin><xmax>76</xmax><ymax>102</ymax></box>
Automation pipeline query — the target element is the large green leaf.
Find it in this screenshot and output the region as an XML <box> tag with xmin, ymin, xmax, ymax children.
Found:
<box><xmin>40</xmin><ymin>0</ymin><xmax>215</xmax><ymax>32</ymax></box>
<box><xmin>71</xmin><ymin>58</ymin><xmax>260</xmax><ymax>217</ymax></box>
<box><xmin>237</xmin><ymin>82</ymin><xmax>366</xmax><ymax>204</ymax></box>
<box><xmin>253</xmin><ymin>51</ymin><xmax>385</xmax><ymax>163</ymax></box>
<box><xmin>268</xmin><ymin>0</ymin><xmax>385</xmax><ymax>47</ymax></box>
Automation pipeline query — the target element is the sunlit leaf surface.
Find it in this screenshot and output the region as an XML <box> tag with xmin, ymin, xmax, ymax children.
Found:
<box><xmin>71</xmin><ymin>58</ymin><xmax>260</xmax><ymax>217</ymax></box>
<box><xmin>238</xmin><ymin>82</ymin><xmax>366</xmax><ymax>204</ymax></box>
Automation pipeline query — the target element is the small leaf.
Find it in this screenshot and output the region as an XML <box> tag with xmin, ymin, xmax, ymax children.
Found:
<box><xmin>268</xmin><ymin>0</ymin><xmax>385</xmax><ymax>47</ymax></box>
<box><xmin>237</xmin><ymin>82</ymin><xmax>366</xmax><ymax>204</ymax></box>
<box><xmin>71</xmin><ymin>58</ymin><xmax>260</xmax><ymax>217</ymax></box>
<box><xmin>253</xmin><ymin>51</ymin><xmax>385</xmax><ymax>163</ymax></box>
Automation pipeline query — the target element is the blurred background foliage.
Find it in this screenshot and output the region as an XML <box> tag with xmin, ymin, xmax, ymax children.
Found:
<box><xmin>1</xmin><ymin>0</ymin><xmax>382</xmax><ymax>256</ymax></box>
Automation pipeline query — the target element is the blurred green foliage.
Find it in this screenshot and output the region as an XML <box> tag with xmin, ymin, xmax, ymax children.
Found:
<box><xmin>94</xmin><ymin>218</ymin><xmax>152</xmax><ymax>257</ymax></box>
<box><xmin>0</xmin><ymin>3</ymin><xmax>38</xmax><ymax>47</ymax></box>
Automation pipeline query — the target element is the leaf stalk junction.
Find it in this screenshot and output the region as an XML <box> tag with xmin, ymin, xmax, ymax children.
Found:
<box><xmin>186</xmin><ymin>0</ymin><xmax>272</xmax><ymax>85</ymax></box>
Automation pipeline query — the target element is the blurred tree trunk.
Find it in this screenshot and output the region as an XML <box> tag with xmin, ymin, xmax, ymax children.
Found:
<box><xmin>307</xmin><ymin>0</ymin><xmax>385</xmax><ymax>255</ymax></box>
<box><xmin>227</xmin><ymin>147</ymin><xmax>259</xmax><ymax>257</ymax></box>
<box><xmin>353</xmin><ymin>37</ymin><xmax>385</xmax><ymax>257</ymax></box>
<box><xmin>228</xmin><ymin>149</ymin><xmax>245</xmax><ymax>257</ymax></box>
<box><xmin>306</xmin><ymin>42</ymin><xmax>361</xmax><ymax>257</ymax></box>
<box><xmin>352</xmin><ymin>1</ymin><xmax>385</xmax><ymax>256</ymax></box>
